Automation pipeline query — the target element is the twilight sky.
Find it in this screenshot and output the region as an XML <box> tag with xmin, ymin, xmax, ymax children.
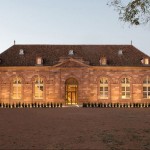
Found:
<box><xmin>0</xmin><ymin>0</ymin><xmax>150</xmax><ymax>55</ymax></box>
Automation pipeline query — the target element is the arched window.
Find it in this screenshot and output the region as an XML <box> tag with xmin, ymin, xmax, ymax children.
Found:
<box><xmin>143</xmin><ymin>76</ymin><xmax>150</xmax><ymax>99</ymax></box>
<box><xmin>121</xmin><ymin>78</ymin><xmax>130</xmax><ymax>99</ymax></box>
<box><xmin>12</xmin><ymin>77</ymin><xmax>22</xmax><ymax>99</ymax></box>
<box><xmin>34</xmin><ymin>77</ymin><xmax>44</xmax><ymax>99</ymax></box>
<box><xmin>100</xmin><ymin>77</ymin><xmax>108</xmax><ymax>99</ymax></box>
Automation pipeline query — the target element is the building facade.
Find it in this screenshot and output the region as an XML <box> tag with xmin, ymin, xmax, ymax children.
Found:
<box><xmin>0</xmin><ymin>44</ymin><xmax>150</xmax><ymax>105</ymax></box>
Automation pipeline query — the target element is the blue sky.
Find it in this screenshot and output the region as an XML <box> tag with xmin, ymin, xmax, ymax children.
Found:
<box><xmin>0</xmin><ymin>0</ymin><xmax>150</xmax><ymax>55</ymax></box>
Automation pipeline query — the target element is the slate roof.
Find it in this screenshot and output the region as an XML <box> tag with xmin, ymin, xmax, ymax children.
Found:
<box><xmin>0</xmin><ymin>44</ymin><xmax>149</xmax><ymax>67</ymax></box>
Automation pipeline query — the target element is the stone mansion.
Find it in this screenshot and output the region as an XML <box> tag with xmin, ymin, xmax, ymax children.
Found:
<box><xmin>0</xmin><ymin>44</ymin><xmax>150</xmax><ymax>105</ymax></box>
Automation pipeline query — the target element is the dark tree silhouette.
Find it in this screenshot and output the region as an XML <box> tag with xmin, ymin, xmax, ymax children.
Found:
<box><xmin>108</xmin><ymin>0</ymin><xmax>150</xmax><ymax>25</ymax></box>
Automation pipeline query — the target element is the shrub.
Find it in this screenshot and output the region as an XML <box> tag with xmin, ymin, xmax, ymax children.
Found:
<box><xmin>54</xmin><ymin>103</ymin><xmax>56</xmax><ymax>108</ymax></box>
<box><xmin>82</xmin><ymin>103</ymin><xmax>85</xmax><ymax>107</ymax></box>
<box><xmin>87</xmin><ymin>103</ymin><xmax>90</xmax><ymax>107</ymax></box>
<box><xmin>12</xmin><ymin>103</ymin><xmax>14</xmax><ymax>108</ymax></box>
<box><xmin>43</xmin><ymin>103</ymin><xmax>46</xmax><ymax>108</ymax></box>
<box><xmin>90</xmin><ymin>103</ymin><xmax>93</xmax><ymax>107</ymax></box>
<box><xmin>47</xmin><ymin>102</ymin><xmax>50</xmax><ymax>107</ymax></box>
<box><xmin>25</xmin><ymin>103</ymin><xmax>28</xmax><ymax>108</ymax></box>
<box><xmin>5</xmin><ymin>103</ymin><xmax>8</xmax><ymax>108</ymax></box>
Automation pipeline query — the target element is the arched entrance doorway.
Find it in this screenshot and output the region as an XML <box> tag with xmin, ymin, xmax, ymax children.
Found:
<box><xmin>65</xmin><ymin>78</ymin><xmax>78</xmax><ymax>105</ymax></box>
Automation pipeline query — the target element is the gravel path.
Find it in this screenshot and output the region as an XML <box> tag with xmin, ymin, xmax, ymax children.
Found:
<box><xmin>0</xmin><ymin>108</ymin><xmax>150</xmax><ymax>149</ymax></box>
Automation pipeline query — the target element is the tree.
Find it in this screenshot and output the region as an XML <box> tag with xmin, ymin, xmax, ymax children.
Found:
<box><xmin>108</xmin><ymin>0</ymin><xmax>150</xmax><ymax>25</ymax></box>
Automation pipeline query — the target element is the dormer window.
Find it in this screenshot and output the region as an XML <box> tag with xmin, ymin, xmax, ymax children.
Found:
<box><xmin>19</xmin><ymin>49</ymin><xmax>24</xmax><ymax>55</ymax></box>
<box><xmin>100</xmin><ymin>57</ymin><xmax>107</xmax><ymax>65</ymax></box>
<box><xmin>68</xmin><ymin>50</ymin><xmax>74</xmax><ymax>56</ymax></box>
<box><xmin>36</xmin><ymin>57</ymin><xmax>43</xmax><ymax>65</ymax></box>
<box><xmin>141</xmin><ymin>58</ymin><xmax>149</xmax><ymax>65</ymax></box>
<box><xmin>118</xmin><ymin>49</ymin><xmax>123</xmax><ymax>56</ymax></box>
<box><xmin>145</xmin><ymin>58</ymin><xmax>149</xmax><ymax>65</ymax></box>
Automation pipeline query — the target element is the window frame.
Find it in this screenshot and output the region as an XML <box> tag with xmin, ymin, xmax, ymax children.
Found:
<box><xmin>99</xmin><ymin>77</ymin><xmax>109</xmax><ymax>99</ymax></box>
<box><xmin>143</xmin><ymin>76</ymin><xmax>150</xmax><ymax>99</ymax></box>
<box><xmin>12</xmin><ymin>77</ymin><xmax>22</xmax><ymax>100</ymax></box>
<box><xmin>121</xmin><ymin>77</ymin><xmax>131</xmax><ymax>99</ymax></box>
<box><xmin>34</xmin><ymin>76</ymin><xmax>44</xmax><ymax>99</ymax></box>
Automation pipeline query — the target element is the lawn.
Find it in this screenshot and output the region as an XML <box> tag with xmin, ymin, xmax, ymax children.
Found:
<box><xmin>0</xmin><ymin>108</ymin><xmax>150</xmax><ymax>149</ymax></box>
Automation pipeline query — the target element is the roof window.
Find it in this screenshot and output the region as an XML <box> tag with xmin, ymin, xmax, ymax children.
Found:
<box><xmin>68</xmin><ymin>50</ymin><xmax>74</xmax><ymax>56</ymax></box>
<box><xmin>19</xmin><ymin>49</ymin><xmax>24</xmax><ymax>55</ymax></box>
<box><xmin>36</xmin><ymin>57</ymin><xmax>43</xmax><ymax>65</ymax></box>
<box><xmin>118</xmin><ymin>49</ymin><xmax>123</xmax><ymax>56</ymax></box>
<box><xmin>145</xmin><ymin>58</ymin><xmax>149</xmax><ymax>65</ymax></box>
<box><xmin>100</xmin><ymin>57</ymin><xmax>107</xmax><ymax>65</ymax></box>
<box><xmin>141</xmin><ymin>58</ymin><xmax>149</xmax><ymax>65</ymax></box>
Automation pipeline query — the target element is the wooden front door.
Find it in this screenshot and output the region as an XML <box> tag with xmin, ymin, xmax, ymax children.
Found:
<box><xmin>65</xmin><ymin>78</ymin><xmax>78</xmax><ymax>105</ymax></box>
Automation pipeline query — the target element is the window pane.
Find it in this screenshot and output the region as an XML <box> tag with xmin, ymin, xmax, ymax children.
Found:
<box><xmin>126</xmin><ymin>87</ymin><xmax>130</xmax><ymax>91</ymax></box>
<box><xmin>100</xmin><ymin>92</ymin><xmax>103</xmax><ymax>96</ymax></box>
<box><xmin>100</xmin><ymin>79</ymin><xmax>103</xmax><ymax>83</ymax></box>
<box><xmin>143</xmin><ymin>87</ymin><xmax>147</xmax><ymax>91</ymax></box>
<box><xmin>121</xmin><ymin>78</ymin><xmax>125</xmax><ymax>83</ymax></box>
<box><xmin>100</xmin><ymin>87</ymin><xmax>103</xmax><ymax>91</ymax></box>
<box><xmin>122</xmin><ymin>92</ymin><xmax>125</xmax><ymax>96</ymax></box>
<box><xmin>104</xmin><ymin>92</ymin><xmax>108</xmax><ymax>97</ymax></box>
<box><xmin>39</xmin><ymin>86</ymin><xmax>43</xmax><ymax>91</ymax></box>
<box><xmin>143</xmin><ymin>79</ymin><xmax>147</xmax><ymax>84</ymax></box>
<box><xmin>126</xmin><ymin>78</ymin><xmax>130</xmax><ymax>83</ymax></box>
<box><xmin>122</xmin><ymin>95</ymin><xmax>126</xmax><ymax>99</ymax></box>
<box><xmin>122</xmin><ymin>87</ymin><xmax>125</xmax><ymax>91</ymax></box>
<box><xmin>148</xmin><ymin>78</ymin><xmax>150</xmax><ymax>83</ymax></box>
<box><xmin>104</xmin><ymin>87</ymin><xmax>108</xmax><ymax>91</ymax></box>
<box><xmin>143</xmin><ymin>92</ymin><xmax>147</xmax><ymax>98</ymax></box>
<box><xmin>104</xmin><ymin>78</ymin><xmax>108</xmax><ymax>84</ymax></box>
<box><xmin>126</xmin><ymin>92</ymin><xmax>130</xmax><ymax>97</ymax></box>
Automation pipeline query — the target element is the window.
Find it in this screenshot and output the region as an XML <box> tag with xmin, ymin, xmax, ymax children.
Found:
<box><xmin>34</xmin><ymin>77</ymin><xmax>44</xmax><ymax>99</ymax></box>
<box><xmin>12</xmin><ymin>77</ymin><xmax>22</xmax><ymax>99</ymax></box>
<box><xmin>141</xmin><ymin>58</ymin><xmax>149</xmax><ymax>65</ymax></box>
<box><xmin>118</xmin><ymin>49</ymin><xmax>123</xmax><ymax>56</ymax></box>
<box><xmin>36</xmin><ymin>57</ymin><xmax>43</xmax><ymax>65</ymax></box>
<box><xmin>19</xmin><ymin>49</ymin><xmax>24</xmax><ymax>55</ymax></box>
<box><xmin>143</xmin><ymin>76</ymin><xmax>150</xmax><ymax>99</ymax></box>
<box><xmin>100</xmin><ymin>77</ymin><xmax>108</xmax><ymax>99</ymax></box>
<box><xmin>68</xmin><ymin>50</ymin><xmax>74</xmax><ymax>56</ymax></box>
<box><xmin>121</xmin><ymin>78</ymin><xmax>131</xmax><ymax>99</ymax></box>
<box><xmin>145</xmin><ymin>58</ymin><xmax>149</xmax><ymax>65</ymax></box>
<box><xmin>100</xmin><ymin>57</ymin><xmax>107</xmax><ymax>65</ymax></box>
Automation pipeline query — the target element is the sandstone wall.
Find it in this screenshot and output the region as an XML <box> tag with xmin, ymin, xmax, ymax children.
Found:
<box><xmin>0</xmin><ymin>66</ymin><xmax>150</xmax><ymax>104</ymax></box>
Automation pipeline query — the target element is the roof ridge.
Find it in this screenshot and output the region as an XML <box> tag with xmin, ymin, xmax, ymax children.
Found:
<box><xmin>14</xmin><ymin>44</ymin><xmax>132</xmax><ymax>46</ymax></box>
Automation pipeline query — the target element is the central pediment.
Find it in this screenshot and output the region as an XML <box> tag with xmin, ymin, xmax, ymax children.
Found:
<box><xmin>53</xmin><ymin>58</ymin><xmax>89</xmax><ymax>68</ymax></box>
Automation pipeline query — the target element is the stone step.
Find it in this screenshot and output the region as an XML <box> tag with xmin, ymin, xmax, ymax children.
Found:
<box><xmin>62</xmin><ymin>104</ymin><xmax>82</xmax><ymax>108</ymax></box>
